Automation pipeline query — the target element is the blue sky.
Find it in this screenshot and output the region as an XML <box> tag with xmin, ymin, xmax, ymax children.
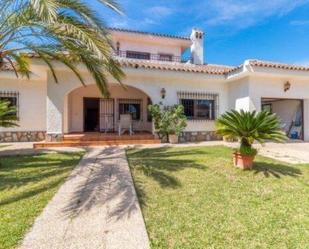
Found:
<box><xmin>94</xmin><ymin>0</ymin><xmax>309</xmax><ymax>66</ymax></box>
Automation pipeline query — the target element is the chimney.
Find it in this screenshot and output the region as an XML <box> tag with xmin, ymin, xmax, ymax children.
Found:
<box><xmin>190</xmin><ymin>28</ymin><xmax>204</xmax><ymax>65</ymax></box>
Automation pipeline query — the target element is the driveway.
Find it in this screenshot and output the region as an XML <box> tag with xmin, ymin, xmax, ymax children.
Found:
<box><xmin>256</xmin><ymin>142</ymin><xmax>309</xmax><ymax>164</ymax></box>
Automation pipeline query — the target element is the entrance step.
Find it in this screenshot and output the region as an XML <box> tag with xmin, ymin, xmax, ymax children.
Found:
<box><xmin>33</xmin><ymin>139</ymin><xmax>161</xmax><ymax>148</ymax></box>
<box><xmin>63</xmin><ymin>133</ymin><xmax>156</xmax><ymax>141</ymax></box>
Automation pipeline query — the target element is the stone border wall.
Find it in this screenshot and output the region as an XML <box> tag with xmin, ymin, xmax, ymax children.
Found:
<box><xmin>0</xmin><ymin>131</ymin><xmax>46</xmax><ymax>142</ymax></box>
<box><xmin>179</xmin><ymin>131</ymin><xmax>222</xmax><ymax>143</ymax></box>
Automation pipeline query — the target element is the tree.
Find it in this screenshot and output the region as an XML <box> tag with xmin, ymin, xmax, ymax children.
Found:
<box><xmin>216</xmin><ymin>110</ymin><xmax>287</xmax><ymax>156</ymax></box>
<box><xmin>0</xmin><ymin>0</ymin><xmax>124</xmax><ymax>96</ymax></box>
<box><xmin>148</xmin><ymin>104</ymin><xmax>187</xmax><ymax>141</ymax></box>
<box><xmin>0</xmin><ymin>100</ymin><xmax>18</xmax><ymax>128</ymax></box>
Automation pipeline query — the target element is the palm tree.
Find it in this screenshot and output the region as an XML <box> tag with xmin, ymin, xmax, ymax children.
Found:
<box><xmin>0</xmin><ymin>100</ymin><xmax>18</xmax><ymax>128</ymax></box>
<box><xmin>0</xmin><ymin>0</ymin><xmax>124</xmax><ymax>96</ymax></box>
<box><xmin>216</xmin><ymin>110</ymin><xmax>286</xmax><ymax>160</ymax></box>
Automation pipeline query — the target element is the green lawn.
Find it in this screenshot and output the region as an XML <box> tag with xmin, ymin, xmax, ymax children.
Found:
<box><xmin>127</xmin><ymin>146</ymin><xmax>309</xmax><ymax>249</ymax></box>
<box><xmin>0</xmin><ymin>152</ymin><xmax>84</xmax><ymax>249</ymax></box>
<box><xmin>0</xmin><ymin>144</ymin><xmax>10</xmax><ymax>149</ymax></box>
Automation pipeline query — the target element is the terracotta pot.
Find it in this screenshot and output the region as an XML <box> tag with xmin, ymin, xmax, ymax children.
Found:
<box><xmin>169</xmin><ymin>134</ymin><xmax>179</xmax><ymax>144</ymax></box>
<box><xmin>233</xmin><ymin>152</ymin><xmax>255</xmax><ymax>170</ymax></box>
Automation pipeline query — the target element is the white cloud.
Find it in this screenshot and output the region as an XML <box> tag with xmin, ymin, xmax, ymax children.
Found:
<box><xmin>290</xmin><ymin>20</ymin><xmax>309</xmax><ymax>26</ymax></box>
<box><xmin>293</xmin><ymin>60</ymin><xmax>309</xmax><ymax>66</ymax></box>
<box><xmin>146</xmin><ymin>6</ymin><xmax>173</xmax><ymax>17</ymax></box>
<box><xmin>109</xmin><ymin>5</ymin><xmax>174</xmax><ymax>29</ymax></box>
<box><xmin>195</xmin><ymin>0</ymin><xmax>309</xmax><ymax>29</ymax></box>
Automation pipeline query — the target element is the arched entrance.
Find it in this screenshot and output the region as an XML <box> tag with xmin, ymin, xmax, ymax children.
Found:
<box><xmin>65</xmin><ymin>84</ymin><xmax>153</xmax><ymax>134</ymax></box>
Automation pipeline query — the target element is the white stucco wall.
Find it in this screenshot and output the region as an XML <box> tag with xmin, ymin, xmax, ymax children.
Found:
<box><xmin>120</xmin><ymin>69</ymin><xmax>228</xmax><ymax>132</ymax></box>
<box><xmin>248</xmin><ymin>76</ymin><xmax>309</xmax><ymax>140</ymax></box>
<box><xmin>228</xmin><ymin>77</ymin><xmax>250</xmax><ymax>111</ymax></box>
<box><xmin>44</xmin><ymin>67</ymin><xmax>228</xmax><ymax>135</ymax></box>
<box><xmin>0</xmin><ymin>76</ymin><xmax>46</xmax><ymax>132</ymax></box>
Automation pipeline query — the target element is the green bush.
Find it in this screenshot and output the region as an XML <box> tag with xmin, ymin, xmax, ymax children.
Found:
<box><xmin>148</xmin><ymin>104</ymin><xmax>187</xmax><ymax>140</ymax></box>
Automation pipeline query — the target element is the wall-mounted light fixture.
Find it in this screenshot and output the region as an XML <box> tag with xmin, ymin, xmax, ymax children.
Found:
<box><xmin>284</xmin><ymin>81</ymin><xmax>291</xmax><ymax>92</ymax></box>
<box><xmin>160</xmin><ymin>88</ymin><xmax>166</xmax><ymax>99</ymax></box>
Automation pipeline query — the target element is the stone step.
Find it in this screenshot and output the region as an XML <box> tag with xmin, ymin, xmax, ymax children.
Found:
<box><xmin>63</xmin><ymin>134</ymin><xmax>155</xmax><ymax>141</ymax></box>
<box><xmin>33</xmin><ymin>139</ymin><xmax>161</xmax><ymax>148</ymax></box>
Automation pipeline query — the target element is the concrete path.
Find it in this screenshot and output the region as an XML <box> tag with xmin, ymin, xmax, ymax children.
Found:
<box><xmin>19</xmin><ymin>147</ymin><xmax>149</xmax><ymax>249</ymax></box>
<box><xmin>256</xmin><ymin>142</ymin><xmax>309</xmax><ymax>164</ymax></box>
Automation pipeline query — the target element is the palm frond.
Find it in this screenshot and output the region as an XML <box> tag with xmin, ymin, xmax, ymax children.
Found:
<box><xmin>0</xmin><ymin>100</ymin><xmax>19</xmax><ymax>128</ymax></box>
<box><xmin>216</xmin><ymin>110</ymin><xmax>287</xmax><ymax>147</ymax></box>
<box><xmin>0</xmin><ymin>0</ymin><xmax>124</xmax><ymax>96</ymax></box>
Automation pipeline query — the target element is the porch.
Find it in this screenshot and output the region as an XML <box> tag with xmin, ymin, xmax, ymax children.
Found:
<box><xmin>35</xmin><ymin>84</ymin><xmax>161</xmax><ymax>148</ymax></box>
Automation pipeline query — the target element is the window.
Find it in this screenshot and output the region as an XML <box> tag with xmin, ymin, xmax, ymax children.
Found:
<box><xmin>118</xmin><ymin>99</ymin><xmax>142</xmax><ymax>120</ymax></box>
<box><xmin>262</xmin><ymin>103</ymin><xmax>272</xmax><ymax>113</ymax></box>
<box><xmin>126</xmin><ymin>51</ymin><xmax>150</xmax><ymax>60</ymax></box>
<box><xmin>178</xmin><ymin>92</ymin><xmax>218</xmax><ymax>120</ymax></box>
<box><xmin>0</xmin><ymin>91</ymin><xmax>19</xmax><ymax>118</ymax></box>
<box><xmin>181</xmin><ymin>99</ymin><xmax>215</xmax><ymax>120</ymax></box>
<box><xmin>159</xmin><ymin>53</ymin><xmax>173</xmax><ymax>62</ymax></box>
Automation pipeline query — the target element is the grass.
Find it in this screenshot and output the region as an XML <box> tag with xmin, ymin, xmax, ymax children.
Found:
<box><xmin>127</xmin><ymin>146</ymin><xmax>309</xmax><ymax>249</ymax></box>
<box><xmin>0</xmin><ymin>152</ymin><xmax>84</xmax><ymax>249</ymax></box>
<box><xmin>0</xmin><ymin>144</ymin><xmax>10</xmax><ymax>149</ymax></box>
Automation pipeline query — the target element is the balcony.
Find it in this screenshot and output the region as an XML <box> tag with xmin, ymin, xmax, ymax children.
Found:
<box><xmin>114</xmin><ymin>50</ymin><xmax>189</xmax><ymax>63</ymax></box>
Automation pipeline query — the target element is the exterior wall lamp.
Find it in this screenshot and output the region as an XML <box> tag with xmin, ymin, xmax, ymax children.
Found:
<box><xmin>160</xmin><ymin>88</ymin><xmax>166</xmax><ymax>99</ymax></box>
<box><xmin>284</xmin><ymin>81</ymin><xmax>291</xmax><ymax>92</ymax></box>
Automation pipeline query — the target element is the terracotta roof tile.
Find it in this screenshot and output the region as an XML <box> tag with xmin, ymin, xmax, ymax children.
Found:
<box><xmin>109</xmin><ymin>27</ymin><xmax>191</xmax><ymax>41</ymax></box>
<box><xmin>249</xmin><ymin>59</ymin><xmax>309</xmax><ymax>72</ymax></box>
<box><xmin>116</xmin><ymin>57</ymin><xmax>233</xmax><ymax>75</ymax></box>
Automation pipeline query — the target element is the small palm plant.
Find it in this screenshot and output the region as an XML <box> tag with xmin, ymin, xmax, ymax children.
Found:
<box><xmin>0</xmin><ymin>100</ymin><xmax>18</xmax><ymax>128</ymax></box>
<box><xmin>216</xmin><ymin>110</ymin><xmax>287</xmax><ymax>169</ymax></box>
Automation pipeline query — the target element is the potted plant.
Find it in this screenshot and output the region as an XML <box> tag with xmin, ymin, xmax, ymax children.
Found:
<box><xmin>216</xmin><ymin>110</ymin><xmax>287</xmax><ymax>170</ymax></box>
<box><xmin>148</xmin><ymin>104</ymin><xmax>187</xmax><ymax>144</ymax></box>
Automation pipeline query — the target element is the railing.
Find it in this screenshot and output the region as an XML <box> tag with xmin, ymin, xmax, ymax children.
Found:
<box><xmin>114</xmin><ymin>50</ymin><xmax>187</xmax><ymax>63</ymax></box>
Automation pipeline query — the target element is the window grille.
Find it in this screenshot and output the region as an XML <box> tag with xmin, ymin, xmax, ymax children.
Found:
<box><xmin>118</xmin><ymin>99</ymin><xmax>142</xmax><ymax>121</ymax></box>
<box><xmin>0</xmin><ymin>91</ymin><xmax>19</xmax><ymax>118</ymax></box>
<box><xmin>177</xmin><ymin>91</ymin><xmax>219</xmax><ymax>121</ymax></box>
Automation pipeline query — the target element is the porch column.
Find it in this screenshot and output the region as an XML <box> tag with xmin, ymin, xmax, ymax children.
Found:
<box><xmin>304</xmin><ymin>99</ymin><xmax>309</xmax><ymax>141</ymax></box>
<box><xmin>46</xmin><ymin>85</ymin><xmax>65</xmax><ymax>142</ymax></box>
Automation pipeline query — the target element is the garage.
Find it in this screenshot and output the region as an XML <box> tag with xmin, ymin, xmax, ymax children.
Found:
<box><xmin>261</xmin><ymin>98</ymin><xmax>304</xmax><ymax>140</ymax></box>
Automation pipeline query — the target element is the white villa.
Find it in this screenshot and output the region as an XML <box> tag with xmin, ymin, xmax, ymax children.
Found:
<box><xmin>1</xmin><ymin>27</ymin><xmax>309</xmax><ymax>145</ymax></box>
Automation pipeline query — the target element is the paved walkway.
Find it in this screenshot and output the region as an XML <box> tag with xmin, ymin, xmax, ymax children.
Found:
<box><xmin>256</xmin><ymin>142</ymin><xmax>309</xmax><ymax>164</ymax></box>
<box><xmin>19</xmin><ymin>147</ymin><xmax>149</xmax><ymax>249</ymax></box>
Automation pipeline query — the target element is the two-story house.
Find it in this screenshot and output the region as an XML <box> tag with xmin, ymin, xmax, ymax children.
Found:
<box><xmin>1</xmin><ymin>27</ymin><xmax>309</xmax><ymax>146</ymax></box>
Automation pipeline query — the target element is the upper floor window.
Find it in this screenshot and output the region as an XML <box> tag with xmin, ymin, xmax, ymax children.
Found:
<box><xmin>0</xmin><ymin>91</ymin><xmax>19</xmax><ymax>118</ymax></box>
<box><xmin>126</xmin><ymin>51</ymin><xmax>150</xmax><ymax>60</ymax></box>
<box><xmin>178</xmin><ymin>92</ymin><xmax>218</xmax><ymax>121</ymax></box>
<box><xmin>158</xmin><ymin>53</ymin><xmax>173</xmax><ymax>62</ymax></box>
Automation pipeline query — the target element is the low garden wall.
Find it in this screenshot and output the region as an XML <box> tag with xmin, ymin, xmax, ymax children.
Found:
<box><xmin>0</xmin><ymin>131</ymin><xmax>46</xmax><ymax>142</ymax></box>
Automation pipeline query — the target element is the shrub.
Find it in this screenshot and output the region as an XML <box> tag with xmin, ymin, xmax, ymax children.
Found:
<box><xmin>148</xmin><ymin>104</ymin><xmax>187</xmax><ymax>140</ymax></box>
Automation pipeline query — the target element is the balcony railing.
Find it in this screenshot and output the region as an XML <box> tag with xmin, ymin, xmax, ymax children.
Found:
<box><xmin>114</xmin><ymin>50</ymin><xmax>187</xmax><ymax>63</ymax></box>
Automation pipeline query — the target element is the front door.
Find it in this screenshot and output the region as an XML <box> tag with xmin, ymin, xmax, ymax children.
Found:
<box><xmin>84</xmin><ymin>98</ymin><xmax>100</xmax><ymax>132</ymax></box>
